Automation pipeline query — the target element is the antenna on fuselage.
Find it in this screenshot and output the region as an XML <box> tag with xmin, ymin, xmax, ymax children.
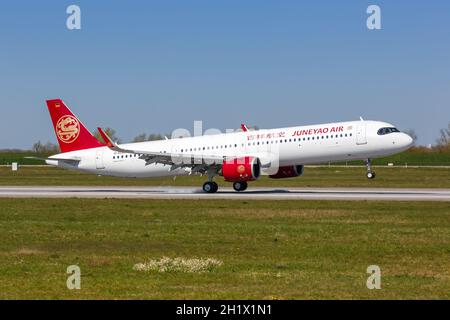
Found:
<box><xmin>359</xmin><ymin>116</ymin><xmax>365</xmax><ymax>121</ymax></box>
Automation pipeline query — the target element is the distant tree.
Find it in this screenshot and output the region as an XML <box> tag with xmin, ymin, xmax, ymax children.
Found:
<box><xmin>435</xmin><ymin>122</ymin><xmax>450</xmax><ymax>148</ymax></box>
<box><xmin>32</xmin><ymin>141</ymin><xmax>60</xmax><ymax>153</ymax></box>
<box><xmin>94</xmin><ymin>128</ymin><xmax>120</xmax><ymax>144</ymax></box>
<box><xmin>32</xmin><ymin>141</ymin><xmax>43</xmax><ymax>152</ymax></box>
<box><xmin>147</xmin><ymin>134</ymin><xmax>164</xmax><ymax>141</ymax></box>
<box><xmin>404</xmin><ymin>129</ymin><xmax>418</xmax><ymax>145</ymax></box>
<box><xmin>132</xmin><ymin>133</ymin><xmax>168</xmax><ymax>142</ymax></box>
<box><xmin>133</xmin><ymin>133</ymin><xmax>148</xmax><ymax>142</ymax></box>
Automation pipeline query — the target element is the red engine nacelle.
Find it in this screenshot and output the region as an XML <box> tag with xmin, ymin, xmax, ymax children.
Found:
<box><xmin>269</xmin><ymin>165</ymin><xmax>304</xmax><ymax>179</ymax></box>
<box><xmin>222</xmin><ymin>157</ymin><xmax>261</xmax><ymax>182</ymax></box>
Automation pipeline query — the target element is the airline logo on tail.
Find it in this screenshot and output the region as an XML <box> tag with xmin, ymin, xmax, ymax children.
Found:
<box><xmin>56</xmin><ymin>115</ymin><xmax>80</xmax><ymax>144</ymax></box>
<box><xmin>46</xmin><ymin>99</ymin><xmax>105</xmax><ymax>153</ymax></box>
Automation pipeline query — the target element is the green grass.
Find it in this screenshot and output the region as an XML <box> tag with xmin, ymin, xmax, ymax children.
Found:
<box><xmin>0</xmin><ymin>152</ymin><xmax>52</xmax><ymax>165</ymax></box>
<box><xmin>347</xmin><ymin>148</ymin><xmax>450</xmax><ymax>166</ymax></box>
<box><xmin>0</xmin><ymin>199</ymin><xmax>448</xmax><ymax>299</ymax></box>
<box><xmin>1</xmin><ymin>166</ymin><xmax>449</xmax><ymax>188</ymax></box>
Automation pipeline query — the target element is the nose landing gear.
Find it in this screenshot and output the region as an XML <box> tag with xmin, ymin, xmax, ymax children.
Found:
<box><xmin>365</xmin><ymin>159</ymin><xmax>376</xmax><ymax>179</ymax></box>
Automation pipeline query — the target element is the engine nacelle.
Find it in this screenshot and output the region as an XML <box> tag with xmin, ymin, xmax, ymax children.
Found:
<box><xmin>269</xmin><ymin>165</ymin><xmax>304</xmax><ymax>179</ymax></box>
<box><xmin>222</xmin><ymin>157</ymin><xmax>261</xmax><ymax>182</ymax></box>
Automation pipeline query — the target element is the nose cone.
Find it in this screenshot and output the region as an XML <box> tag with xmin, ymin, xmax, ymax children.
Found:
<box><xmin>400</xmin><ymin>133</ymin><xmax>414</xmax><ymax>149</ymax></box>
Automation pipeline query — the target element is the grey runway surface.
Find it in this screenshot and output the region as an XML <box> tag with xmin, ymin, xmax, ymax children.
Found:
<box><xmin>0</xmin><ymin>186</ymin><xmax>449</xmax><ymax>201</ymax></box>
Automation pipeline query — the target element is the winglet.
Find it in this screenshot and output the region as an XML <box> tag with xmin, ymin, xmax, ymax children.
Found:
<box><xmin>241</xmin><ymin>124</ymin><xmax>249</xmax><ymax>132</ymax></box>
<box><xmin>97</xmin><ymin>127</ymin><xmax>116</xmax><ymax>148</ymax></box>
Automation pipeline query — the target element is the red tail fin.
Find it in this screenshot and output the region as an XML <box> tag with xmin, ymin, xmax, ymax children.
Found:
<box><xmin>46</xmin><ymin>99</ymin><xmax>104</xmax><ymax>153</ymax></box>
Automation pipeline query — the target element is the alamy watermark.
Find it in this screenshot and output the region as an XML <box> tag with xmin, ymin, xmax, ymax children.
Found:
<box><xmin>158</xmin><ymin>120</ymin><xmax>282</xmax><ymax>175</ymax></box>
<box><xmin>367</xmin><ymin>5</ymin><xmax>381</xmax><ymax>30</ymax></box>
<box><xmin>366</xmin><ymin>265</ymin><xmax>381</xmax><ymax>289</ymax></box>
<box><xmin>66</xmin><ymin>265</ymin><xmax>81</xmax><ymax>290</ymax></box>
<box><xmin>66</xmin><ymin>5</ymin><xmax>81</xmax><ymax>30</ymax></box>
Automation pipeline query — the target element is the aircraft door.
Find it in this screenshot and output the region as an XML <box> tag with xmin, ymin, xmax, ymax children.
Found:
<box><xmin>96</xmin><ymin>150</ymin><xmax>105</xmax><ymax>169</ymax></box>
<box><xmin>356</xmin><ymin>124</ymin><xmax>367</xmax><ymax>145</ymax></box>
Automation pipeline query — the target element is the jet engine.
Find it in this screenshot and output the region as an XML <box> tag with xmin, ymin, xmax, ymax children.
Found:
<box><xmin>269</xmin><ymin>165</ymin><xmax>304</xmax><ymax>179</ymax></box>
<box><xmin>222</xmin><ymin>157</ymin><xmax>261</xmax><ymax>182</ymax></box>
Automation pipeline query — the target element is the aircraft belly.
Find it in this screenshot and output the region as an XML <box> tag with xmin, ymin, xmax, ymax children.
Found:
<box><xmin>105</xmin><ymin>162</ymin><xmax>188</xmax><ymax>178</ymax></box>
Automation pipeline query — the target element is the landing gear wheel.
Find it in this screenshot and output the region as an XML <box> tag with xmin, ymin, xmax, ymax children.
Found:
<box><xmin>365</xmin><ymin>159</ymin><xmax>376</xmax><ymax>180</ymax></box>
<box><xmin>233</xmin><ymin>181</ymin><xmax>248</xmax><ymax>192</ymax></box>
<box><xmin>203</xmin><ymin>181</ymin><xmax>218</xmax><ymax>193</ymax></box>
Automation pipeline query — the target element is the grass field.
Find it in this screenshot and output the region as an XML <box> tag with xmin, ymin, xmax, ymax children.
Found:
<box><xmin>1</xmin><ymin>166</ymin><xmax>449</xmax><ymax>188</ymax></box>
<box><xmin>0</xmin><ymin>199</ymin><xmax>448</xmax><ymax>299</ymax></box>
<box><xmin>0</xmin><ymin>152</ymin><xmax>52</xmax><ymax>165</ymax></box>
<box><xmin>347</xmin><ymin>147</ymin><xmax>450</xmax><ymax>166</ymax></box>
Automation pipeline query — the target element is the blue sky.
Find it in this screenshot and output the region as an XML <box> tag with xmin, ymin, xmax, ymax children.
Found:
<box><xmin>1</xmin><ymin>0</ymin><xmax>449</xmax><ymax>148</ymax></box>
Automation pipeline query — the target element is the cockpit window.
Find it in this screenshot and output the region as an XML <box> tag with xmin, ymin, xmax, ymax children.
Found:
<box><xmin>377</xmin><ymin>127</ymin><xmax>400</xmax><ymax>135</ymax></box>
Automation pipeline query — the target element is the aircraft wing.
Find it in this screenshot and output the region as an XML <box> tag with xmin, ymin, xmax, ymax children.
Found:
<box><xmin>97</xmin><ymin>128</ymin><xmax>225</xmax><ymax>172</ymax></box>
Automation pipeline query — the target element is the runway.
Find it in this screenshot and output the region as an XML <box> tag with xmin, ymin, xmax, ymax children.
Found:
<box><xmin>0</xmin><ymin>186</ymin><xmax>449</xmax><ymax>201</ymax></box>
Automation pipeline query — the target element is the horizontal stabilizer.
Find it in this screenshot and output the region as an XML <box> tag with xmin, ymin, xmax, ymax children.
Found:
<box><xmin>25</xmin><ymin>156</ymin><xmax>81</xmax><ymax>164</ymax></box>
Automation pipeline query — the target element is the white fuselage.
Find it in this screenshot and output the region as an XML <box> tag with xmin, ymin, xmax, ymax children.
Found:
<box><xmin>46</xmin><ymin>120</ymin><xmax>413</xmax><ymax>178</ymax></box>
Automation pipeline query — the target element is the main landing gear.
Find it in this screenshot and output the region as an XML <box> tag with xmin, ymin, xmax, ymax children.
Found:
<box><xmin>202</xmin><ymin>181</ymin><xmax>249</xmax><ymax>193</ymax></box>
<box><xmin>233</xmin><ymin>181</ymin><xmax>248</xmax><ymax>192</ymax></box>
<box><xmin>203</xmin><ymin>181</ymin><xmax>219</xmax><ymax>193</ymax></box>
<box><xmin>365</xmin><ymin>159</ymin><xmax>376</xmax><ymax>179</ymax></box>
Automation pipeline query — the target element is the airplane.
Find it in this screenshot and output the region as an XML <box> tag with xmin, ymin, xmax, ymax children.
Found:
<box><xmin>33</xmin><ymin>99</ymin><xmax>414</xmax><ymax>193</ymax></box>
